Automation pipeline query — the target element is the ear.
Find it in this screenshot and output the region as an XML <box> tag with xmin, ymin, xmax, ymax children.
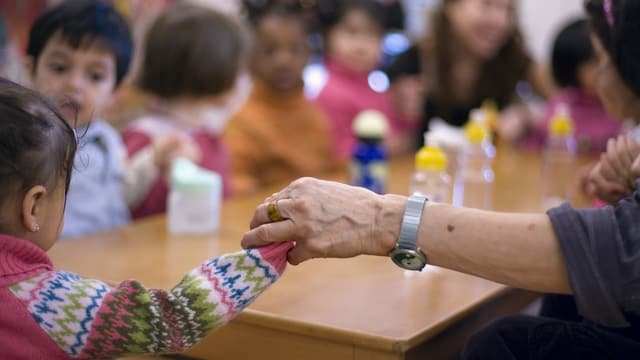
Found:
<box><xmin>21</xmin><ymin>185</ymin><xmax>47</xmax><ymax>233</ymax></box>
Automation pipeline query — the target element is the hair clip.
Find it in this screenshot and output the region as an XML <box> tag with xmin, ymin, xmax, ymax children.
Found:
<box><xmin>604</xmin><ymin>0</ymin><xmax>614</xmax><ymax>27</ymax></box>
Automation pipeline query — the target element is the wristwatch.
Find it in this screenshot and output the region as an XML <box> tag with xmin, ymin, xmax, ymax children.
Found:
<box><xmin>389</xmin><ymin>195</ymin><xmax>428</xmax><ymax>271</ymax></box>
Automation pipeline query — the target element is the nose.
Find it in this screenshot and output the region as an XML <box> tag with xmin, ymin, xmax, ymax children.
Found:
<box><xmin>63</xmin><ymin>70</ymin><xmax>84</xmax><ymax>94</ymax></box>
<box><xmin>273</xmin><ymin>49</ymin><xmax>295</xmax><ymax>68</ymax></box>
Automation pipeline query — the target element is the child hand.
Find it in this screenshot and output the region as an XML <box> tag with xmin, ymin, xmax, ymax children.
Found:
<box><xmin>588</xmin><ymin>135</ymin><xmax>640</xmax><ymax>204</ymax></box>
<box><xmin>152</xmin><ymin>134</ymin><xmax>202</xmax><ymax>174</ymax></box>
<box><xmin>496</xmin><ymin>106</ymin><xmax>533</xmax><ymax>142</ymax></box>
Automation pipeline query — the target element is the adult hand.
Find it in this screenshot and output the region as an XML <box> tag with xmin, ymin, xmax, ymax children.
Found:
<box><xmin>241</xmin><ymin>178</ymin><xmax>407</xmax><ymax>265</ymax></box>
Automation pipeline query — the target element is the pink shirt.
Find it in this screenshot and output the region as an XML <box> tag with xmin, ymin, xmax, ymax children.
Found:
<box><xmin>0</xmin><ymin>235</ymin><xmax>71</xmax><ymax>359</ymax></box>
<box><xmin>521</xmin><ymin>88</ymin><xmax>621</xmax><ymax>154</ymax></box>
<box><xmin>314</xmin><ymin>60</ymin><xmax>414</xmax><ymax>162</ymax></box>
<box><xmin>123</xmin><ymin>116</ymin><xmax>232</xmax><ymax>219</ymax></box>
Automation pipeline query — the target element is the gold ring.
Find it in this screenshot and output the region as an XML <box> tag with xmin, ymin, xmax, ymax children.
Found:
<box><xmin>267</xmin><ymin>200</ymin><xmax>284</xmax><ymax>222</ymax></box>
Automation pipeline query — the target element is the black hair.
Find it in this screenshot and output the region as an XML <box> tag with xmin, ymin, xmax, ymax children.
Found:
<box><xmin>316</xmin><ymin>0</ymin><xmax>400</xmax><ymax>33</ymax></box>
<box><xmin>0</xmin><ymin>16</ymin><xmax>6</xmax><ymax>50</ymax></box>
<box><xmin>586</xmin><ymin>0</ymin><xmax>640</xmax><ymax>95</ymax></box>
<box><xmin>137</xmin><ymin>3</ymin><xmax>249</xmax><ymax>100</ymax></box>
<box><xmin>244</xmin><ymin>0</ymin><xmax>305</xmax><ymax>26</ymax></box>
<box><xmin>0</xmin><ymin>16</ymin><xmax>7</xmax><ymax>67</ymax></box>
<box><xmin>0</xmin><ymin>78</ymin><xmax>77</xmax><ymax>214</ymax></box>
<box><xmin>27</xmin><ymin>0</ymin><xmax>133</xmax><ymax>86</ymax></box>
<box><xmin>551</xmin><ymin>18</ymin><xmax>594</xmax><ymax>88</ymax></box>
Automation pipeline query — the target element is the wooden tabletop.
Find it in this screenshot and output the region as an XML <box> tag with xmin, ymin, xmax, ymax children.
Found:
<box><xmin>48</xmin><ymin>143</ymin><xmax>595</xmax><ymax>358</ymax></box>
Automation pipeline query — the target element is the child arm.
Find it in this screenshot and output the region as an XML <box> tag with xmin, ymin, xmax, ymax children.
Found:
<box><xmin>122</xmin><ymin>132</ymin><xmax>202</xmax><ymax>210</ymax></box>
<box><xmin>9</xmin><ymin>242</ymin><xmax>292</xmax><ymax>358</ymax></box>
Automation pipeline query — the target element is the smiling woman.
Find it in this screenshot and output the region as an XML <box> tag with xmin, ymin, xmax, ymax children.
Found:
<box><xmin>387</xmin><ymin>0</ymin><xmax>557</xmax><ymax>142</ymax></box>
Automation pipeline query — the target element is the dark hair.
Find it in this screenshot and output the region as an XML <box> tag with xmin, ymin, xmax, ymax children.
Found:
<box><xmin>586</xmin><ymin>0</ymin><xmax>640</xmax><ymax>95</ymax></box>
<box><xmin>0</xmin><ymin>16</ymin><xmax>6</xmax><ymax>50</ymax></box>
<box><xmin>137</xmin><ymin>3</ymin><xmax>250</xmax><ymax>100</ymax></box>
<box><xmin>551</xmin><ymin>19</ymin><xmax>594</xmax><ymax>88</ymax></box>
<box><xmin>244</xmin><ymin>0</ymin><xmax>305</xmax><ymax>26</ymax></box>
<box><xmin>316</xmin><ymin>0</ymin><xmax>387</xmax><ymax>33</ymax></box>
<box><xmin>0</xmin><ymin>79</ymin><xmax>77</xmax><ymax>213</ymax></box>
<box><xmin>423</xmin><ymin>0</ymin><xmax>531</xmax><ymax>110</ymax></box>
<box><xmin>27</xmin><ymin>0</ymin><xmax>133</xmax><ymax>87</ymax></box>
<box><xmin>0</xmin><ymin>16</ymin><xmax>7</xmax><ymax>67</ymax></box>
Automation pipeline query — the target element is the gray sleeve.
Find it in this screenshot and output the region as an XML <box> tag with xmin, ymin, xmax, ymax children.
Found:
<box><xmin>548</xmin><ymin>190</ymin><xmax>640</xmax><ymax>328</ymax></box>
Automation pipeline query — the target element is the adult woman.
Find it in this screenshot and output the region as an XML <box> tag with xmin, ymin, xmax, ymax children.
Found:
<box><xmin>243</xmin><ymin>1</ymin><xmax>640</xmax><ymax>357</ymax></box>
<box><xmin>387</xmin><ymin>0</ymin><xmax>556</xmax><ymax>144</ymax></box>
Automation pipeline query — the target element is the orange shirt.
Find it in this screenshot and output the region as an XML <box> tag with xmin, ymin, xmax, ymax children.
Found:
<box><xmin>224</xmin><ymin>81</ymin><xmax>337</xmax><ymax>195</ymax></box>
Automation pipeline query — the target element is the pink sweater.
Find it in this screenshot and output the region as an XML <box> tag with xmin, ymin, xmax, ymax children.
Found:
<box><xmin>0</xmin><ymin>234</ymin><xmax>290</xmax><ymax>359</ymax></box>
<box><xmin>314</xmin><ymin>60</ymin><xmax>414</xmax><ymax>162</ymax></box>
<box><xmin>521</xmin><ymin>88</ymin><xmax>621</xmax><ymax>154</ymax></box>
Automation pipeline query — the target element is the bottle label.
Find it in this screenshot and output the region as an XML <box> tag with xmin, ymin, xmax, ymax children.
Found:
<box><xmin>351</xmin><ymin>160</ymin><xmax>388</xmax><ymax>194</ymax></box>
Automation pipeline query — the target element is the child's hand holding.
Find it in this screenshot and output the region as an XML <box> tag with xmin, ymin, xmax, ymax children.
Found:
<box><xmin>152</xmin><ymin>134</ymin><xmax>202</xmax><ymax>174</ymax></box>
<box><xmin>588</xmin><ymin>135</ymin><xmax>640</xmax><ymax>204</ymax></box>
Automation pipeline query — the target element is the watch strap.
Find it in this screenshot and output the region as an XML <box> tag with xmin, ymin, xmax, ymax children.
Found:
<box><xmin>397</xmin><ymin>195</ymin><xmax>428</xmax><ymax>250</ymax></box>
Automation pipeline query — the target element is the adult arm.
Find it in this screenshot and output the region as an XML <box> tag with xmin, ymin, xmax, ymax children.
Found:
<box><xmin>242</xmin><ymin>178</ymin><xmax>569</xmax><ymax>294</ymax></box>
<box><xmin>243</xmin><ymin>178</ymin><xmax>640</xmax><ymax>327</ymax></box>
<box><xmin>526</xmin><ymin>61</ymin><xmax>557</xmax><ymax>99</ymax></box>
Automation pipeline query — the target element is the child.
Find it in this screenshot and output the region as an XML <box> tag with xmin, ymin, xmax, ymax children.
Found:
<box><xmin>124</xmin><ymin>3</ymin><xmax>250</xmax><ymax>218</ymax></box>
<box><xmin>26</xmin><ymin>0</ymin><xmax>193</xmax><ymax>238</ymax></box>
<box><xmin>224</xmin><ymin>1</ymin><xmax>336</xmax><ymax>195</ymax></box>
<box><xmin>314</xmin><ymin>0</ymin><xmax>417</xmax><ymax>162</ymax></box>
<box><xmin>0</xmin><ymin>79</ymin><xmax>291</xmax><ymax>358</ymax></box>
<box><xmin>501</xmin><ymin>19</ymin><xmax>621</xmax><ymax>154</ymax></box>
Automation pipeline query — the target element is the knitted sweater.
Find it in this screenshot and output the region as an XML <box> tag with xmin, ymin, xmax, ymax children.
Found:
<box><xmin>0</xmin><ymin>234</ymin><xmax>291</xmax><ymax>359</ymax></box>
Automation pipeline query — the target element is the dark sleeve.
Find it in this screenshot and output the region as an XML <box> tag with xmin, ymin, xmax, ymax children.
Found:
<box><xmin>547</xmin><ymin>188</ymin><xmax>640</xmax><ymax>328</ymax></box>
<box><xmin>384</xmin><ymin>45</ymin><xmax>421</xmax><ymax>82</ymax></box>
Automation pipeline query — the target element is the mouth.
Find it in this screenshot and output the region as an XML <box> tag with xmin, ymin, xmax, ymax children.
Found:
<box><xmin>58</xmin><ymin>98</ymin><xmax>82</xmax><ymax>121</ymax></box>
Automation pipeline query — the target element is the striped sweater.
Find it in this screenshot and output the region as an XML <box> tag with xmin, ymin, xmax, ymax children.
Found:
<box><xmin>0</xmin><ymin>234</ymin><xmax>291</xmax><ymax>359</ymax></box>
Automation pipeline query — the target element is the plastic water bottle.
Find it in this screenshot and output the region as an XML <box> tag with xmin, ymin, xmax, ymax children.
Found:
<box><xmin>350</xmin><ymin>110</ymin><xmax>389</xmax><ymax>194</ymax></box>
<box><xmin>410</xmin><ymin>144</ymin><xmax>451</xmax><ymax>202</ymax></box>
<box><xmin>453</xmin><ymin>120</ymin><xmax>495</xmax><ymax>209</ymax></box>
<box><xmin>541</xmin><ymin>105</ymin><xmax>576</xmax><ymax>209</ymax></box>
<box><xmin>168</xmin><ymin>158</ymin><xmax>222</xmax><ymax>235</ymax></box>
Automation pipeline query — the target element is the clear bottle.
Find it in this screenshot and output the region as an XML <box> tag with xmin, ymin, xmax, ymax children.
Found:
<box><xmin>541</xmin><ymin>105</ymin><xmax>576</xmax><ymax>209</ymax></box>
<box><xmin>350</xmin><ymin>110</ymin><xmax>389</xmax><ymax>194</ymax></box>
<box><xmin>168</xmin><ymin>158</ymin><xmax>222</xmax><ymax>235</ymax></box>
<box><xmin>410</xmin><ymin>145</ymin><xmax>451</xmax><ymax>202</ymax></box>
<box><xmin>453</xmin><ymin>121</ymin><xmax>495</xmax><ymax>209</ymax></box>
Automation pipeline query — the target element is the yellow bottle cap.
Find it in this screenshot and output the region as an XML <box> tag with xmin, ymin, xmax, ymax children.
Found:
<box><xmin>465</xmin><ymin>121</ymin><xmax>489</xmax><ymax>144</ymax></box>
<box><xmin>415</xmin><ymin>145</ymin><xmax>447</xmax><ymax>172</ymax></box>
<box><xmin>549</xmin><ymin>105</ymin><xmax>574</xmax><ymax>136</ymax></box>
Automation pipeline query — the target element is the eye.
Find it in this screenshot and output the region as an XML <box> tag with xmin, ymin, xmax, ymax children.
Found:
<box><xmin>48</xmin><ymin>62</ymin><xmax>68</xmax><ymax>74</ymax></box>
<box><xmin>89</xmin><ymin>71</ymin><xmax>105</xmax><ymax>82</ymax></box>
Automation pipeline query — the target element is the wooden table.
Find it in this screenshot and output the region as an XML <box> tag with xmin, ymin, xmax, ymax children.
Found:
<box><xmin>49</xmin><ymin>144</ymin><xmax>594</xmax><ymax>360</ymax></box>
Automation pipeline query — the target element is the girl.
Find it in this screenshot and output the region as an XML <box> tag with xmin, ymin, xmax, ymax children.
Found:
<box><xmin>0</xmin><ymin>79</ymin><xmax>290</xmax><ymax>358</ymax></box>
<box><xmin>225</xmin><ymin>1</ymin><xmax>337</xmax><ymax>195</ymax></box>
<box><xmin>387</xmin><ymin>0</ymin><xmax>556</xmax><ymax>145</ymax></box>
<box><xmin>314</xmin><ymin>0</ymin><xmax>418</xmax><ymax>162</ymax></box>
<box><xmin>502</xmin><ymin>18</ymin><xmax>621</xmax><ymax>154</ymax></box>
<box><xmin>124</xmin><ymin>3</ymin><xmax>251</xmax><ymax>218</ymax></box>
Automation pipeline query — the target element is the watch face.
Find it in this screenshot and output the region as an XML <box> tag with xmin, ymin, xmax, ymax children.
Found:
<box><xmin>391</xmin><ymin>250</ymin><xmax>426</xmax><ymax>271</ymax></box>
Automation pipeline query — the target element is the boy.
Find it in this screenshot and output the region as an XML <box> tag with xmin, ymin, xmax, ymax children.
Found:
<box><xmin>26</xmin><ymin>0</ymin><xmax>194</xmax><ymax>238</ymax></box>
<box><xmin>224</xmin><ymin>2</ymin><xmax>336</xmax><ymax>195</ymax></box>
